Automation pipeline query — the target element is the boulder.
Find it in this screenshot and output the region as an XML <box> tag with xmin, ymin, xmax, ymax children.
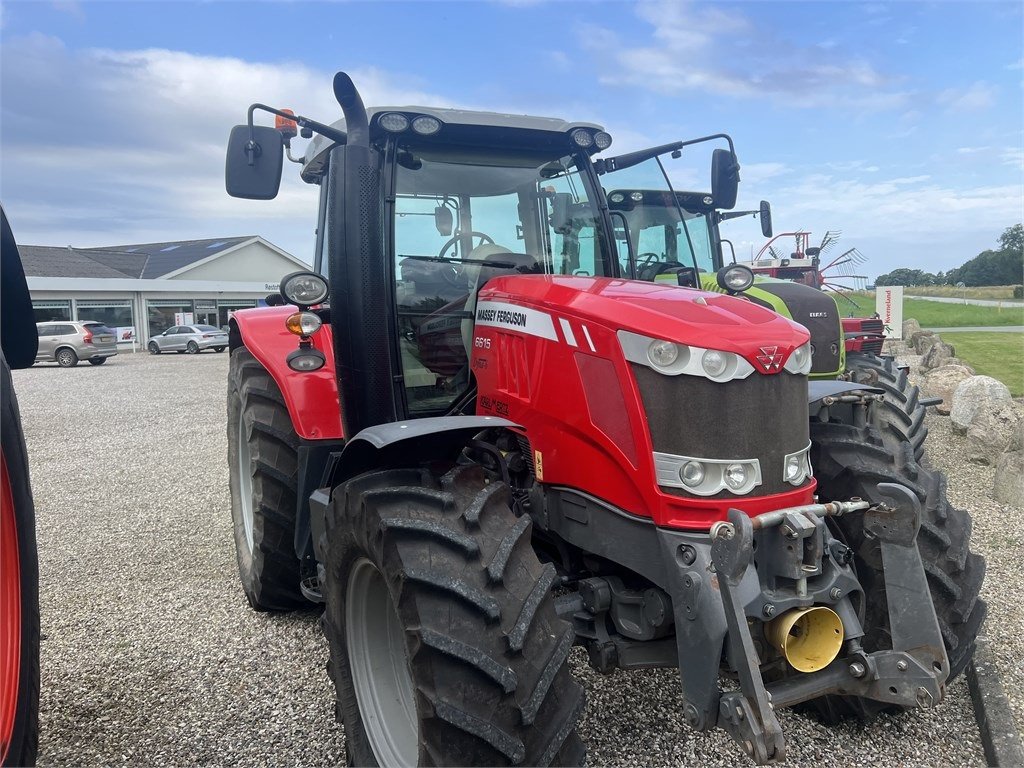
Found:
<box><xmin>921</xmin><ymin>340</ymin><xmax>956</xmax><ymax>371</ymax></box>
<box><xmin>919</xmin><ymin>365</ymin><xmax>975</xmax><ymax>415</ymax></box>
<box><xmin>902</xmin><ymin>318</ymin><xmax>922</xmax><ymax>339</ymax></box>
<box><xmin>950</xmin><ymin>375</ymin><xmax>1013</xmax><ymax>433</ymax></box>
<box><xmin>965</xmin><ymin>402</ymin><xmax>1024</xmax><ymax>464</ymax></box>
<box><xmin>910</xmin><ymin>330</ymin><xmax>937</xmax><ymax>355</ymax></box>
<box><xmin>993</xmin><ymin>450</ymin><xmax>1024</xmax><ymax>508</ymax></box>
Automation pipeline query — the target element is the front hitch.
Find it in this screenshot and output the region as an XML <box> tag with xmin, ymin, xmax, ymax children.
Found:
<box><xmin>658</xmin><ymin>484</ymin><xmax>948</xmax><ymax>764</ymax></box>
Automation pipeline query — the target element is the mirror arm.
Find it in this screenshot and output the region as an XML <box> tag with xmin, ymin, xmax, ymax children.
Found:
<box><xmin>247</xmin><ymin>103</ymin><xmax>349</xmax><ymax>149</ymax></box>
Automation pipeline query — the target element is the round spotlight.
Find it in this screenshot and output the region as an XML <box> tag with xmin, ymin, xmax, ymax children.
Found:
<box><xmin>680</xmin><ymin>461</ymin><xmax>705</xmax><ymax>488</ymax></box>
<box><xmin>280</xmin><ymin>271</ymin><xmax>329</xmax><ymax>307</ymax></box>
<box><xmin>702</xmin><ymin>195</ymin><xmax>714</xmax><ymax>205</ymax></box>
<box><xmin>571</xmin><ymin>129</ymin><xmax>594</xmax><ymax>148</ymax></box>
<box><xmin>609</xmin><ymin>192</ymin><xmax>625</xmax><ymax>203</ymax></box>
<box><xmin>647</xmin><ymin>339</ymin><xmax>679</xmax><ymax>368</ymax></box>
<box><xmin>701</xmin><ymin>349</ymin><xmax>728</xmax><ymax>378</ymax></box>
<box><xmin>724</xmin><ymin>463</ymin><xmax>747</xmax><ymax>490</ymax></box>
<box><xmin>717</xmin><ymin>264</ymin><xmax>755</xmax><ymax>293</ymax></box>
<box><xmin>285</xmin><ymin>311</ymin><xmax>322</xmax><ymax>336</ymax></box>
<box><xmin>411</xmin><ymin>115</ymin><xmax>441</xmax><ymax>135</ymax></box>
<box><xmin>286</xmin><ymin>346</ymin><xmax>326</xmax><ymax>372</ymax></box>
<box><xmin>594</xmin><ymin>131</ymin><xmax>613</xmax><ymax>150</ymax></box>
<box><xmin>378</xmin><ymin>112</ymin><xmax>410</xmax><ymax>132</ymax></box>
<box><xmin>630</xmin><ymin>192</ymin><xmax>644</xmax><ymax>202</ymax></box>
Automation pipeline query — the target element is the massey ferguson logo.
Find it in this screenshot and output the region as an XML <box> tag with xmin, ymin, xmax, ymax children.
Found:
<box><xmin>756</xmin><ymin>346</ymin><xmax>784</xmax><ymax>373</ymax></box>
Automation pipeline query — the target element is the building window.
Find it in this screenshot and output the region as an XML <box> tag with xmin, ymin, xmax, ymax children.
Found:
<box><xmin>32</xmin><ymin>300</ymin><xmax>71</xmax><ymax>323</ymax></box>
<box><xmin>148</xmin><ymin>300</ymin><xmax>194</xmax><ymax>337</ymax></box>
<box><xmin>217</xmin><ymin>300</ymin><xmax>256</xmax><ymax>331</ymax></box>
<box><xmin>76</xmin><ymin>300</ymin><xmax>134</xmax><ymax>332</ymax></box>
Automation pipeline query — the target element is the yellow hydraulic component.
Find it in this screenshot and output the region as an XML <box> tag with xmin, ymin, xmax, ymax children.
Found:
<box><xmin>767</xmin><ymin>606</ymin><xmax>844</xmax><ymax>673</ymax></box>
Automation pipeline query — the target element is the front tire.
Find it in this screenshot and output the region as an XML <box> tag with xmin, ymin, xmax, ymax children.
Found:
<box><xmin>87</xmin><ymin>357</ymin><xmax>106</xmax><ymax>366</ymax></box>
<box><xmin>810</xmin><ymin>410</ymin><xmax>986</xmax><ymax>703</ymax></box>
<box><xmin>1</xmin><ymin>357</ymin><xmax>40</xmax><ymax>768</ymax></box>
<box><xmin>55</xmin><ymin>348</ymin><xmax>78</xmax><ymax>368</ymax></box>
<box><xmin>227</xmin><ymin>347</ymin><xmax>306</xmax><ymax>610</ymax></box>
<box><xmin>321</xmin><ymin>464</ymin><xmax>585</xmax><ymax>767</ymax></box>
<box><xmin>148</xmin><ymin>342</ymin><xmax>161</xmax><ymax>355</ymax></box>
<box><xmin>845</xmin><ymin>352</ymin><xmax>927</xmax><ymax>461</ymax></box>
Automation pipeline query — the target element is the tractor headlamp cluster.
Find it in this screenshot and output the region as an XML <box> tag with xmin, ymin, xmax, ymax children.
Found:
<box><xmin>620</xmin><ymin>331</ymin><xmax>755</xmax><ymax>383</ymax></box>
<box><xmin>377</xmin><ymin>112</ymin><xmax>445</xmax><ymax>136</ymax></box>
<box><xmin>783</xmin><ymin>443</ymin><xmax>813</xmax><ymax>486</ymax></box>
<box><xmin>570</xmin><ymin>128</ymin><xmax>613</xmax><ymax>151</ymax></box>
<box><xmin>784</xmin><ymin>342</ymin><xmax>812</xmax><ymax>375</ymax></box>
<box><xmin>654</xmin><ymin>452</ymin><xmax>763</xmax><ymax>496</ymax></box>
<box><xmin>277</xmin><ymin>270</ymin><xmax>329</xmax><ymax>373</ymax></box>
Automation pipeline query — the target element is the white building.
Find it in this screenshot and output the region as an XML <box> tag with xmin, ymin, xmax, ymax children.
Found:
<box><xmin>22</xmin><ymin>236</ymin><xmax>310</xmax><ymax>345</ymax></box>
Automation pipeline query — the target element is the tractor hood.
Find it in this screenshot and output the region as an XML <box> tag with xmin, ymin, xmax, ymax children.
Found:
<box><xmin>480</xmin><ymin>275</ymin><xmax>810</xmax><ymax>361</ymax></box>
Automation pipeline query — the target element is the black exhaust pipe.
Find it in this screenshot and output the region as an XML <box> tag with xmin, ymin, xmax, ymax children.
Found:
<box><xmin>328</xmin><ymin>72</ymin><xmax>398</xmax><ymax>436</ymax></box>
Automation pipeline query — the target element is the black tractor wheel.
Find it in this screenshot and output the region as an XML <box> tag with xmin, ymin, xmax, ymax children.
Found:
<box><xmin>55</xmin><ymin>348</ymin><xmax>78</xmax><ymax>368</ymax></box>
<box><xmin>87</xmin><ymin>357</ymin><xmax>106</xmax><ymax>366</ymax></box>
<box><xmin>148</xmin><ymin>342</ymin><xmax>161</xmax><ymax>355</ymax></box>
<box><xmin>227</xmin><ymin>347</ymin><xmax>306</xmax><ymax>611</ymax></box>
<box><xmin>810</xmin><ymin>413</ymin><xmax>986</xmax><ymax>717</ymax></box>
<box><xmin>845</xmin><ymin>352</ymin><xmax>927</xmax><ymax>461</ymax></box>
<box><xmin>1</xmin><ymin>357</ymin><xmax>40</xmax><ymax>768</ymax></box>
<box><xmin>186</xmin><ymin>341</ymin><xmax>200</xmax><ymax>354</ymax></box>
<box><xmin>321</xmin><ymin>463</ymin><xmax>585</xmax><ymax>767</ymax></box>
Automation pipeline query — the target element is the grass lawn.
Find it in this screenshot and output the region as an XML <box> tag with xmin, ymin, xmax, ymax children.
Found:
<box><xmin>940</xmin><ymin>332</ymin><xmax>1024</xmax><ymax>397</ymax></box>
<box><xmin>903</xmin><ymin>285</ymin><xmax>1021</xmax><ymax>301</ymax></box>
<box><xmin>839</xmin><ymin>292</ymin><xmax>1024</xmax><ymax>327</ymax></box>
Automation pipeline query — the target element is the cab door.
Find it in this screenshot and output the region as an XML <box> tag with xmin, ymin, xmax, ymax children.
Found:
<box><xmin>35</xmin><ymin>324</ymin><xmax>57</xmax><ymax>360</ymax></box>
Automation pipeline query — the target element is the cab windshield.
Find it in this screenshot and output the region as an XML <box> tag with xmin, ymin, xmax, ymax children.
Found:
<box><xmin>390</xmin><ymin>145</ymin><xmax>610</xmax><ymax>414</ymax></box>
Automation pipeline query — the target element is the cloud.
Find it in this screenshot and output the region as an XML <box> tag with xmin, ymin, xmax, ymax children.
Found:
<box><xmin>580</xmin><ymin>0</ymin><xmax>907</xmax><ymax>111</ymax></box>
<box><xmin>0</xmin><ymin>35</ymin><xmax>460</xmax><ymax>258</ymax></box>
<box><xmin>936</xmin><ymin>81</ymin><xmax>998</xmax><ymax>112</ymax></box>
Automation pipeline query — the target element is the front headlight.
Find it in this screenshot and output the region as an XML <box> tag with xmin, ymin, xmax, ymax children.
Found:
<box><xmin>783</xmin><ymin>443</ymin><xmax>812</xmax><ymax>486</ymax></box>
<box><xmin>654</xmin><ymin>452</ymin><xmax>762</xmax><ymax>496</ymax></box>
<box><xmin>618</xmin><ymin>331</ymin><xmax>754</xmax><ymax>382</ymax></box>
<box><xmin>648</xmin><ymin>339</ymin><xmax>680</xmax><ymax>368</ymax></box>
<box><xmin>280</xmin><ymin>271</ymin><xmax>329</xmax><ymax>307</ymax></box>
<box><xmin>784</xmin><ymin>342</ymin><xmax>812</xmax><ymax>375</ymax></box>
<box><xmin>717</xmin><ymin>264</ymin><xmax>755</xmax><ymax>293</ymax></box>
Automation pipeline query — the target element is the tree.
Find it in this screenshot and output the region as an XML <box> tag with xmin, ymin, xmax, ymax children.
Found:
<box><xmin>998</xmin><ymin>223</ymin><xmax>1023</xmax><ymax>255</ymax></box>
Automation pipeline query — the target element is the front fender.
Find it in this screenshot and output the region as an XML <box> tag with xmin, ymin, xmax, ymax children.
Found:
<box><xmin>231</xmin><ymin>307</ymin><xmax>344</xmax><ymax>440</ymax></box>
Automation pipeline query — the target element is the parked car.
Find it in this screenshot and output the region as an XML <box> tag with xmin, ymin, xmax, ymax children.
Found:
<box><xmin>34</xmin><ymin>321</ymin><xmax>117</xmax><ymax>367</ymax></box>
<box><xmin>148</xmin><ymin>325</ymin><xmax>229</xmax><ymax>355</ymax></box>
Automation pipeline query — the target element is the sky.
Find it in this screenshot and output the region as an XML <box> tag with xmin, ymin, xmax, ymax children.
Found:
<box><xmin>1</xmin><ymin>0</ymin><xmax>1022</xmax><ymax>281</ymax></box>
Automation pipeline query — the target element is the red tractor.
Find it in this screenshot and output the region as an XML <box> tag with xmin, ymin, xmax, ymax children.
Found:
<box><xmin>1</xmin><ymin>207</ymin><xmax>40</xmax><ymax>768</ymax></box>
<box><xmin>224</xmin><ymin>73</ymin><xmax>984</xmax><ymax>765</ymax></box>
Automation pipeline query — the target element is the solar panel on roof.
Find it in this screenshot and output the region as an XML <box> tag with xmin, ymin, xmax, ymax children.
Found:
<box><xmin>160</xmin><ymin>245</ymin><xmax>180</xmax><ymax>252</ymax></box>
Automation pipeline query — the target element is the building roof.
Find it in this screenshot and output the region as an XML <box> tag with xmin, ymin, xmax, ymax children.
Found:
<box><xmin>20</xmin><ymin>236</ymin><xmax>262</xmax><ymax>280</ymax></box>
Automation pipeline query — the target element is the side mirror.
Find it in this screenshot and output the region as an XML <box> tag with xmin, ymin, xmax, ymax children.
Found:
<box><xmin>711</xmin><ymin>148</ymin><xmax>739</xmax><ymax>210</ymax></box>
<box><xmin>225</xmin><ymin>125</ymin><xmax>284</xmax><ymax>200</ymax></box>
<box><xmin>551</xmin><ymin>192</ymin><xmax>573</xmax><ymax>235</ymax></box>
<box><xmin>434</xmin><ymin>206</ymin><xmax>453</xmax><ymax>236</ymax></box>
<box><xmin>759</xmin><ymin>200</ymin><xmax>773</xmax><ymax>238</ymax></box>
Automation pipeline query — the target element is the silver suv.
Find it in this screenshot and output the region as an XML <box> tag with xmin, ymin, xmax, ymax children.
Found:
<box><xmin>35</xmin><ymin>321</ymin><xmax>118</xmax><ymax>367</ymax></box>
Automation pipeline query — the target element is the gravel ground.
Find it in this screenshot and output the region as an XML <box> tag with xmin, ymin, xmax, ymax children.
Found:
<box><xmin>13</xmin><ymin>351</ymin><xmax>998</xmax><ymax>766</ymax></box>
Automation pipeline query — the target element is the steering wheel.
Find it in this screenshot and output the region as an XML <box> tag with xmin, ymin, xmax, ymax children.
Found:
<box><xmin>437</xmin><ymin>231</ymin><xmax>495</xmax><ymax>287</ymax></box>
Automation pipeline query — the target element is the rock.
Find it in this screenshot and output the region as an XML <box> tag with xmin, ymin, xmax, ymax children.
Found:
<box><xmin>966</xmin><ymin>402</ymin><xmax>1024</xmax><ymax>464</ymax></box>
<box><xmin>910</xmin><ymin>330</ymin><xmax>937</xmax><ymax>355</ymax></box>
<box><xmin>902</xmin><ymin>318</ymin><xmax>922</xmax><ymax>338</ymax></box>
<box><xmin>950</xmin><ymin>375</ymin><xmax>1013</xmax><ymax>433</ymax></box>
<box><xmin>921</xmin><ymin>340</ymin><xmax>956</xmax><ymax>371</ymax></box>
<box><xmin>993</xmin><ymin>450</ymin><xmax>1024</xmax><ymax>507</ymax></box>
<box><xmin>920</xmin><ymin>365</ymin><xmax>976</xmax><ymax>415</ymax></box>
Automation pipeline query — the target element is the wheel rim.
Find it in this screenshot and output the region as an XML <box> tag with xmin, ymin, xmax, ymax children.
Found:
<box><xmin>236</xmin><ymin>417</ymin><xmax>254</xmax><ymax>553</ymax></box>
<box><xmin>149</xmin><ymin>343</ymin><xmax>158</xmax><ymax>354</ymax></box>
<box><xmin>1</xmin><ymin>453</ymin><xmax>21</xmax><ymax>763</ymax></box>
<box><xmin>57</xmin><ymin>350</ymin><xmax>73</xmax><ymax>366</ymax></box>
<box><xmin>187</xmin><ymin>343</ymin><xmax>198</xmax><ymax>354</ymax></box>
<box><xmin>346</xmin><ymin>558</ymin><xmax>419</xmax><ymax>767</ymax></box>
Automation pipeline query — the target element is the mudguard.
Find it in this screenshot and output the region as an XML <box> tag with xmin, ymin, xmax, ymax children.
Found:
<box><xmin>230</xmin><ymin>306</ymin><xmax>344</xmax><ymax>440</ymax></box>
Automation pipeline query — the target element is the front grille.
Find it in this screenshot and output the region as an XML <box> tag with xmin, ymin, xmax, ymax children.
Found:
<box><xmin>631</xmin><ymin>365</ymin><xmax>809</xmax><ymax>498</ymax></box>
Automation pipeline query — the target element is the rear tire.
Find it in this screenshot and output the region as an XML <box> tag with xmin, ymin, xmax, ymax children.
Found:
<box><xmin>227</xmin><ymin>347</ymin><xmax>306</xmax><ymax>611</ymax></box>
<box><xmin>845</xmin><ymin>352</ymin><xmax>927</xmax><ymax>461</ymax></box>
<box><xmin>87</xmin><ymin>357</ymin><xmax>106</xmax><ymax>366</ymax></box>
<box><xmin>810</xmin><ymin>409</ymin><xmax>986</xmax><ymax>718</ymax></box>
<box><xmin>55</xmin><ymin>348</ymin><xmax>77</xmax><ymax>368</ymax></box>
<box><xmin>1</xmin><ymin>356</ymin><xmax>40</xmax><ymax>768</ymax></box>
<box><xmin>321</xmin><ymin>464</ymin><xmax>585</xmax><ymax>767</ymax></box>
